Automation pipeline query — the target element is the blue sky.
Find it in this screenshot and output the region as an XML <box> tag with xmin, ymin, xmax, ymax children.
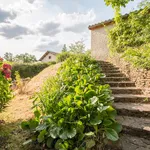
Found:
<box><xmin>0</xmin><ymin>0</ymin><xmax>142</xmax><ymax>59</ymax></box>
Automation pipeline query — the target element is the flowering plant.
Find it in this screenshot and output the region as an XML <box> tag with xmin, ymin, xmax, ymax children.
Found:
<box><xmin>0</xmin><ymin>57</ymin><xmax>13</xmax><ymax>112</ymax></box>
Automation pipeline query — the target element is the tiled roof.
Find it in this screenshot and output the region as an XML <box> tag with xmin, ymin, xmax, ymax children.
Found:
<box><xmin>88</xmin><ymin>14</ymin><xmax>129</xmax><ymax>30</ymax></box>
<box><xmin>39</xmin><ymin>51</ymin><xmax>59</xmax><ymax>61</ymax></box>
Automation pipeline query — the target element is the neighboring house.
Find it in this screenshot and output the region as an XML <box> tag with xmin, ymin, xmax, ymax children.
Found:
<box><xmin>88</xmin><ymin>14</ymin><xmax>128</xmax><ymax>60</ymax></box>
<box><xmin>39</xmin><ymin>51</ymin><xmax>58</xmax><ymax>62</ymax></box>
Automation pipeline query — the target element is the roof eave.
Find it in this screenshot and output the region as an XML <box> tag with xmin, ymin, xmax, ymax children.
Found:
<box><xmin>88</xmin><ymin>21</ymin><xmax>115</xmax><ymax>30</ymax></box>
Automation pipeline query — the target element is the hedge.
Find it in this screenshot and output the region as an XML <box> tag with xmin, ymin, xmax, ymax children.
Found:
<box><xmin>11</xmin><ymin>62</ymin><xmax>56</xmax><ymax>79</ymax></box>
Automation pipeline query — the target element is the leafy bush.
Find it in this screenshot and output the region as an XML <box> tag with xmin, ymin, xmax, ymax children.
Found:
<box><xmin>122</xmin><ymin>44</ymin><xmax>150</xmax><ymax>69</ymax></box>
<box><xmin>11</xmin><ymin>62</ymin><xmax>50</xmax><ymax>79</ymax></box>
<box><xmin>47</xmin><ymin>61</ymin><xmax>56</xmax><ymax>66</ymax></box>
<box><xmin>108</xmin><ymin>7</ymin><xmax>150</xmax><ymax>53</ymax></box>
<box><xmin>22</xmin><ymin>54</ymin><xmax>121</xmax><ymax>150</ymax></box>
<box><xmin>108</xmin><ymin>5</ymin><xmax>150</xmax><ymax>69</ymax></box>
<box><xmin>0</xmin><ymin>58</ymin><xmax>13</xmax><ymax>112</ymax></box>
<box><xmin>57</xmin><ymin>52</ymin><xmax>72</xmax><ymax>62</ymax></box>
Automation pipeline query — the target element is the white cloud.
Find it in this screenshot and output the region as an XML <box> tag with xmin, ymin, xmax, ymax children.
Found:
<box><xmin>56</xmin><ymin>9</ymin><xmax>96</xmax><ymax>27</ymax></box>
<box><xmin>0</xmin><ymin>23</ymin><xmax>33</xmax><ymax>39</ymax></box>
<box><xmin>0</xmin><ymin>6</ymin><xmax>17</xmax><ymax>23</ymax></box>
<box><xmin>37</xmin><ymin>21</ymin><xmax>61</xmax><ymax>36</ymax></box>
<box><xmin>26</xmin><ymin>0</ymin><xmax>36</xmax><ymax>4</ymax></box>
<box><xmin>35</xmin><ymin>38</ymin><xmax>63</xmax><ymax>52</ymax></box>
<box><xmin>59</xmin><ymin>9</ymin><xmax>96</xmax><ymax>33</ymax></box>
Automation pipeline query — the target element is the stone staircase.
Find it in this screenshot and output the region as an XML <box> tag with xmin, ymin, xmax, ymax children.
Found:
<box><xmin>99</xmin><ymin>61</ymin><xmax>150</xmax><ymax>150</ymax></box>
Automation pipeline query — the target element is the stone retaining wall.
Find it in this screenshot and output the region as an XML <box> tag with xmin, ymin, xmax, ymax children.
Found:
<box><xmin>109</xmin><ymin>54</ymin><xmax>150</xmax><ymax>95</ymax></box>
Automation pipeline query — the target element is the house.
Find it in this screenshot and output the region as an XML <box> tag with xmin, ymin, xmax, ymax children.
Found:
<box><xmin>88</xmin><ymin>14</ymin><xmax>128</xmax><ymax>60</ymax></box>
<box><xmin>39</xmin><ymin>51</ymin><xmax>59</xmax><ymax>62</ymax></box>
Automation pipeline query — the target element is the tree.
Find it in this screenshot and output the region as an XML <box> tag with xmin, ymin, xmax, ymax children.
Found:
<box><xmin>104</xmin><ymin>0</ymin><xmax>135</xmax><ymax>8</ymax></box>
<box><xmin>4</xmin><ymin>52</ymin><xmax>13</xmax><ymax>62</ymax></box>
<box><xmin>62</xmin><ymin>44</ymin><xmax>67</xmax><ymax>52</ymax></box>
<box><xmin>69</xmin><ymin>41</ymin><xmax>85</xmax><ymax>54</ymax></box>
<box><xmin>14</xmin><ymin>53</ymin><xmax>37</xmax><ymax>63</ymax></box>
<box><xmin>138</xmin><ymin>0</ymin><xmax>150</xmax><ymax>8</ymax></box>
<box><xmin>104</xmin><ymin>0</ymin><xmax>135</xmax><ymax>23</ymax></box>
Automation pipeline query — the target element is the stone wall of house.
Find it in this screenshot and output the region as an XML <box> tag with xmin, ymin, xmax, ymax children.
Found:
<box><xmin>109</xmin><ymin>54</ymin><xmax>150</xmax><ymax>95</ymax></box>
<box><xmin>91</xmin><ymin>23</ymin><xmax>114</xmax><ymax>61</ymax></box>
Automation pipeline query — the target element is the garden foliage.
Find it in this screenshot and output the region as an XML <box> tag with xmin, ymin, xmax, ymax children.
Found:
<box><xmin>57</xmin><ymin>52</ymin><xmax>72</xmax><ymax>62</ymax></box>
<box><xmin>108</xmin><ymin>5</ymin><xmax>150</xmax><ymax>69</ymax></box>
<box><xmin>11</xmin><ymin>62</ymin><xmax>51</xmax><ymax>79</ymax></box>
<box><xmin>0</xmin><ymin>57</ymin><xmax>13</xmax><ymax>112</ymax></box>
<box><xmin>22</xmin><ymin>55</ymin><xmax>121</xmax><ymax>150</ymax></box>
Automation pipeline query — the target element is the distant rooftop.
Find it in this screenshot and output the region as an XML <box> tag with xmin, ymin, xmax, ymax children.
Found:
<box><xmin>39</xmin><ymin>51</ymin><xmax>59</xmax><ymax>61</ymax></box>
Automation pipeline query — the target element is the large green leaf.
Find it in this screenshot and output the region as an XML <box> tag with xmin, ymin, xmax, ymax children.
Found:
<box><xmin>34</xmin><ymin>110</ymin><xmax>41</xmax><ymax>118</ymax></box>
<box><xmin>46</xmin><ymin>138</ymin><xmax>53</xmax><ymax>148</ymax></box>
<box><xmin>50</xmin><ymin>127</ymin><xmax>60</xmax><ymax>139</ymax></box>
<box><xmin>109</xmin><ymin>122</ymin><xmax>122</xmax><ymax>133</ymax></box>
<box><xmin>85</xmin><ymin>90</ymin><xmax>96</xmax><ymax>99</ymax></box>
<box><xmin>29</xmin><ymin>120</ymin><xmax>39</xmax><ymax>130</ymax></box>
<box><xmin>86</xmin><ymin>139</ymin><xmax>96</xmax><ymax>149</ymax></box>
<box><xmin>38</xmin><ymin>130</ymin><xmax>46</xmax><ymax>143</ymax></box>
<box><xmin>36</xmin><ymin>123</ymin><xmax>48</xmax><ymax>131</ymax></box>
<box><xmin>55</xmin><ymin>139</ymin><xmax>63</xmax><ymax>150</ymax></box>
<box><xmin>75</xmin><ymin>86</ymin><xmax>83</xmax><ymax>94</ymax></box>
<box><xmin>21</xmin><ymin>121</ymin><xmax>30</xmax><ymax>130</ymax></box>
<box><xmin>90</xmin><ymin>96</ymin><xmax>98</xmax><ymax>105</ymax></box>
<box><xmin>59</xmin><ymin>130</ymin><xmax>68</xmax><ymax>140</ymax></box>
<box><xmin>90</xmin><ymin>114</ymin><xmax>102</xmax><ymax>125</ymax></box>
<box><xmin>67</xmin><ymin>128</ymin><xmax>77</xmax><ymax>138</ymax></box>
<box><xmin>103</xmin><ymin>119</ymin><xmax>113</xmax><ymax>127</ymax></box>
<box><xmin>105</xmin><ymin>128</ymin><xmax>119</xmax><ymax>141</ymax></box>
<box><xmin>106</xmin><ymin>106</ymin><xmax>117</xmax><ymax>119</ymax></box>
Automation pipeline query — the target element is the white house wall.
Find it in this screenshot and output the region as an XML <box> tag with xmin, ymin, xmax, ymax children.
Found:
<box><xmin>41</xmin><ymin>53</ymin><xmax>57</xmax><ymax>62</ymax></box>
<box><xmin>91</xmin><ymin>24</ymin><xmax>114</xmax><ymax>60</ymax></box>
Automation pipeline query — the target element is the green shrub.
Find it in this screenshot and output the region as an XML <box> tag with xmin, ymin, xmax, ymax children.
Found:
<box><xmin>0</xmin><ymin>58</ymin><xmax>13</xmax><ymax>112</ymax></box>
<box><xmin>47</xmin><ymin>61</ymin><xmax>56</xmax><ymax>65</ymax></box>
<box><xmin>11</xmin><ymin>62</ymin><xmax>49</xmax><ymax>79</ymax></box>
<box><xmin>22</xmin><ymin>54</ymin><xmax>121</xmax><ymax>150</ymax></box>
<box><xmin>122</xmin><ymin>44</ymin><xmax>150</xmax><ymax>69</ymax></box>
<box><xmin>57</xmin><ymin>52</ymin><xmax>72</xmax><ymax>62</ymax></box>
<box><xmin>108</xmin><ymin>6</ymin><xmax>150</xmax><ymax>69</ymax></box>
<box><xmin>108</xmin><ymin>7</ymin><xmax>150</xmax><ymax>53</ymax></box>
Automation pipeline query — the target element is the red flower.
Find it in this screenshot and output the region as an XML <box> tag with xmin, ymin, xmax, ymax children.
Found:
<box><xmin>3</xmin><ymin>64</ymin><xmax>12</xmax><ymax>70</ymax></box>
<box><xmin>2</xmin><ymin>63</ymin><xmax>12</xmax><ymax>79</ymax></box>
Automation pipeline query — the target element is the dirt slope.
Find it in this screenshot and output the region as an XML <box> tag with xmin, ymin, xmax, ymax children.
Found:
<box><xmin>24</xmin><ymin>63</ymin><xmax>61</xmax><ymax>95</ymax></box>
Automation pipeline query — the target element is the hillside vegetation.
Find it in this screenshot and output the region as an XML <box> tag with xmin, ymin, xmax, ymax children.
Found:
<box><xmin>21</xmin><ymin>54</ymin><xmax>121</xmax><ymax>150</ymax></box>
<box><xmin>108</xmin><ymin>5</ymin><xmax>150</xmax><ymax>69</ymax></box>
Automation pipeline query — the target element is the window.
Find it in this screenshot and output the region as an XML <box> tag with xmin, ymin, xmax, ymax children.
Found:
<box><xmin>49</xmin><ymin>56</ymin><xmax>51</xmax><ymax>59</ymax></box>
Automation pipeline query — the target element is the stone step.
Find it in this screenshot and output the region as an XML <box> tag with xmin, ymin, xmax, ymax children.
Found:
<box><xmin>113</xmin><ymin>94</ymin><xmax>150</xmax><ymax>103</ymax></box>
<box><xmin>117</xmin><ymin>116</ymin><xmax>150</xmax><ymax>138</ymax></box>
<box><xmin>101</xmin><ymin>66</ymin><xmax>120</xmax><ymax>70</ymax></box>
<box><xmin>111</xmin><ymin>87</ymin><xmax>142</xmax><ymax>94</ymax></box>
<box><xmin>100</xmin><ymin>64</ymin><xmax>116</xmax><ymax>68</ymax></box>
<box><xmin>114</xmin><ymin>102</ymin><xmax>150</xmax><ymax>118</ymax></box>
<box><xmin>105</xmin><ymin>73</ymin><xmax>125</xmax><ymax>77</ymax></box>
<box><xmin>119</xmin><ymin>134</ymin><xmax>150</xmax><ymax>150</ymax></box>
<box><xmin>105</xmin><ymin>81</ymin><xmax>135</xmax><ymax>87</ymax></box>
<box><xmin>105</xmin><ymin>134</ymin><xmax>150</xmax><ymax>150</ymax></box>
<box><xmin>104</xmin><ymin>70</ymin><xmax>121</xmax><ymax>74</ymax></box>
<box><xmin>105</xmin><ymin>77</ymin><xmax>130</xmax><ymax>81</ymax></box>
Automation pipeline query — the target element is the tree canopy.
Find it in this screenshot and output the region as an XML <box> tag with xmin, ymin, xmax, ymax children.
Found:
<box><xmin>104</xmin><ymin>0</ymin><xmax>135</xmax><ymax>8</ymax></box>
<box><xmin>3</xmin><ymin>52</ymin><xmax>37</xmax><ymax>63</ymax></box>
<box><xmin>62</xmin><ymin>44</ymin><xmax>67</xmax><ymax>52</ymax></box>
<box><xmin>4</xmin><ymin>52</ymin><xmax>13</xmax><ymax>62</ymax></box>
